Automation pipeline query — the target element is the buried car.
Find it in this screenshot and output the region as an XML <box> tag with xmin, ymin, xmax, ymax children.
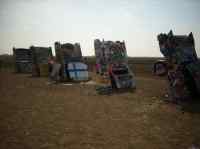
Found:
<box><xmin>55</xmin><ymin>42</ymin><xmax>89</xmax><ymax>82</ymax></box>
<box><xmin>156</xmin><ymin>30</ymin><xmax>200</xmax><ymax>100</ymax></box>
<box><xmin>94</xmin><ymin>39</ymin><xmax>136</xmax><ymax>89</ymax></box>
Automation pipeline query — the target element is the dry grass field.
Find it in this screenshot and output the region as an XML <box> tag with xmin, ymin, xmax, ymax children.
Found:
<box><xmin>0</xmin><ymin>57</ymin><xmax>200</xmax><ymax>149</ymax></box>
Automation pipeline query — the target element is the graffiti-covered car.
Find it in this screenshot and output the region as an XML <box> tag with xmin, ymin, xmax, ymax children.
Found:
<box><xmin>156</xmin><ymin>30</ymin><xmax>200</xmax><ymax>100</ymax></box>
<box><xmin>94</xmin><ymin>39</ymin><xmax>136</xmax><ymax>89</ymax></box>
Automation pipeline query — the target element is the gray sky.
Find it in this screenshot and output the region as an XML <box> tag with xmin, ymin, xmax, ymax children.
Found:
<box><xmin>0</xmin><ymin>0</ymin><xmax>200</xmax><ymax>57</ymax></box>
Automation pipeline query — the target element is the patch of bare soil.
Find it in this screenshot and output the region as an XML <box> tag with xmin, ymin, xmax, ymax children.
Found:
<box><xmin>0</xmin><ymin>72</ymin><xmax>200</xmax><ymax>149</ymax></box>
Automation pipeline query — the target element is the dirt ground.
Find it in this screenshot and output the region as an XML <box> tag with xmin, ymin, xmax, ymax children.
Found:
<box><xmin>0</xmin><ymin>71</ymin><xmax>200</xmax><ymax>149</ymax></box>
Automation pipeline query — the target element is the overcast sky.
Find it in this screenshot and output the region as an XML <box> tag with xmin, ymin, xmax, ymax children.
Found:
<box><xmin>0</xmin><ymin>0</ymin><xmax>200</xmax><ymax>57</ymax></box>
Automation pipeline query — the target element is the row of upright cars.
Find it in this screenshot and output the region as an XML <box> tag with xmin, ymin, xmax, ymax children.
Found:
<box><xmin>13</xmin><ymin>30</ymin><xmax>200</xmax><ymax>100</ymax></box>
<box><xmin>13</xmin><ymin>40</ymin><xmax>135</xmax><ymax>89</ymax></box>
<box><xmin>13</xmin><ymin>42</ymin><xmax>89</xmax><ymax>81</ymax></box>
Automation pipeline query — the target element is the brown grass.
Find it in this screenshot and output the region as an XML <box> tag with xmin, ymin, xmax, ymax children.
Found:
<box><xmin>0</xmin><ymin>69</ymin><xmax>200</xmax><ymax>149</ymax></box>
